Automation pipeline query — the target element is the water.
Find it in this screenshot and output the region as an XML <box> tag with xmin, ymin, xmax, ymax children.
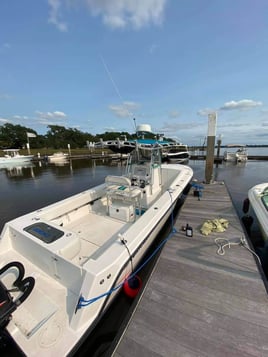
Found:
<box><xmin>1</xmin><ymin>152</ymin><xmax>268</xmax><ymax>355</ymax></box>
<box><xmin>0</xmin><ymin>159</ymin><xmax>125</xmax><ymax>231</ymax></box>
<box><xmin>1</xmin><ymin>153</ymin><xmax>268</xmax><ymax>239</ymax></box>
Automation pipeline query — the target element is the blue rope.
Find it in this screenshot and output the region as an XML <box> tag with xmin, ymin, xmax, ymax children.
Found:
<box><xmin>78</xmin><ymin>190</ymin><xmax>177</xmax><ymax>308</ymax></box>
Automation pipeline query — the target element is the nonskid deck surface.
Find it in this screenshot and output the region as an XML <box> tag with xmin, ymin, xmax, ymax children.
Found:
<box><xmin>65</xmin><ymin>211</ymin><xmax>127</xmax><ymax>256</ymax></box>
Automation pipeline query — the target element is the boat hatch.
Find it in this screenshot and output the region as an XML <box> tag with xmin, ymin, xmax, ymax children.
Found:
<box><xmin>23</xmin><ymin>222</ymin><xmax>64</xmax><ymax>243</ymax></box>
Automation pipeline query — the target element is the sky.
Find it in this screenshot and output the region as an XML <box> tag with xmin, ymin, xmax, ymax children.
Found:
<box><xmin>1</xmin><ymin>0</ymin><xmax>268</xmax><ymax>146</ymax></box>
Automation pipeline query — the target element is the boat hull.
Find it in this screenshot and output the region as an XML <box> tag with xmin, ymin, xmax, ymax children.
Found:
<box><xmin>0</xmin><ymin>151</ymin><xmax>193</xmax><ymax>356</ymax></box>
<box><xmin>0</xmin><ymin>156</ymin><xmax>33</xmax><ymax>165</ymax></box>
<box><xmin>248</xmin><ymin>183</ymin><xmax>268</xmax><ymax>240</ymax></box>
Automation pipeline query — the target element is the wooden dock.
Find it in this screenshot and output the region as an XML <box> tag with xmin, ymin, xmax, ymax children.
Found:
<box><xmin>112</xmin><ymin>181</ymin><xmax>268</xmax><ymax>357</ymax></box>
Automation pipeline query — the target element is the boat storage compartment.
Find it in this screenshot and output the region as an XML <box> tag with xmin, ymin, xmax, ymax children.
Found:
<box><xmin>109</xmin><ymin>202</ymin><xmax>135</xmax><ymax>222</ymax></box>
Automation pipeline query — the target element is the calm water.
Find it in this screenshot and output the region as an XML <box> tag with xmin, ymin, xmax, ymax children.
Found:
<box><xmin>1</xmin><ymin>151</ymin><xmax>268</xmax><ymax>355</ymax></box>
<box><xmin>0</xmin><ymin>150</ymin><xmax>268</xmax><ymax>232</ymax></box>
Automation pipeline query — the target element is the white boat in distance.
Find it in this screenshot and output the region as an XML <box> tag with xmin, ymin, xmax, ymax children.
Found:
<box><xmin>162</xmin><ymin>145</ymin><xmax>190</xmax><ymax>163</ymax></box>
<box><xmin>248</xmin><ymin>183</ymin><xmax>268</xmax><ymax>241</ymax></box>
<box><xmin>223</xmin><ymin>144</ymin><xmax>248</xmax><ymax>163</ymax></box>
<box><xmin>0</xmin><ymin>145</ymin><xmax>193</xmax><ymax>356</ymax></box>
<box><xmin>0</xmin><ymin>149</ymin><xmax>34</xmax><ymax>165</ymax></box>
<box><xmin>47</xmin><ymin>152</ymin><xmax>69</xmax><ymax>163</ymax></box>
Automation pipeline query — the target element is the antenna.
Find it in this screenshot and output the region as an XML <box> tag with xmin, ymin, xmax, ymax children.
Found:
<box><xmin>100</xmin><ymin>54</ymin><xmax>136</xmax><ymax>131</ymax></box>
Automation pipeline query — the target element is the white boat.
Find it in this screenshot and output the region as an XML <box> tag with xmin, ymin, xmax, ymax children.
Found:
<box><xmin>104</xmin><ymin>124</ymin><xmax>190</xmax><ymax>163</ymax></box>
<box><xmin>105</xmin><ymin>139</ymin><xmax>136</xmax><ymax>154</ymax></box>
<box><xmin>223</xmin><ymin>144</ymin><xmax>248</xmax><ymax>162</ymax></box>
<box><xmin>0</xmin><ymin>149</ymin><xmax>34</xmax><ymax>165</ymax></box>
<box><xmin>47</xmin><ymin>152</ymin><xmax>69</xmax><ymax>162</ymax></box>
<box><xmin>248</xmin><ymin>183</ymin><xmax>268</xmax><ymax>240</ymax></box>
<box><xmin>0</xmin><ymin>145</ymin><xmax>193</xmax><ymax>356</ymax></box>
<box><xmin>162</xmin><ymin>144</ymin><xmax>190</xmax><ymax>163</ymax></box>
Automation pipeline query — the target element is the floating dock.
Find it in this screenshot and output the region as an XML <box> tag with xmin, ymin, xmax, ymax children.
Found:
<box><xmin>112</xmin><ymin>181</ymin><xmax>268</xmax><ymax>356</ymax></box>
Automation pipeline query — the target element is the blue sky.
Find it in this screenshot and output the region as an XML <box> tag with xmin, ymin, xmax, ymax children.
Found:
<box><xmin>0</xmin><ymin>0</ymin><xmax>268</xmax><ymax>145</ymax></box>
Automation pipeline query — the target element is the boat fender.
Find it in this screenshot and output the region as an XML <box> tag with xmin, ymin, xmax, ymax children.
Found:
<box><xmin>242</xmin><ymin>198</ymin><xmax>250</xmax><ymax>214</ymax></box>
<box><xmin>123</xmin><ymin>275</ymin><xmax>142</xmax><ymax>298</ymax></box>
<box><xmin>0</xmin><ymin>261</ymin><xmax>35</xmax><ymax>329</ymax></box>
<box><xmin>241</xmin><ymin>215</ymin><xmax>253</xmax><ymax>234</ymax></box>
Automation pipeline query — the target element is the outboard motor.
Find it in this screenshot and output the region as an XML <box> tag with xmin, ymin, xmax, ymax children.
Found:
<box><xmin>0</xmin><ymin>262</ymin><xmax>35</xmax><ymax>329</ymax></box>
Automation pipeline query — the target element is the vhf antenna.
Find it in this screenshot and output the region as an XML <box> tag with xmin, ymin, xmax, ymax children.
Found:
<box><xmin>100</xmin><ymin>54</ymin><xmax>136</xmax><ymax>131</ymax></box>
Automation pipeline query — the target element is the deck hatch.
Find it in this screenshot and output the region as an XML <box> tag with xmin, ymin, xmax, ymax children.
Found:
<box><xmin>23</xmin><ymin>222</ymin><xmax>64</xmax><ymax>243</ymax></box>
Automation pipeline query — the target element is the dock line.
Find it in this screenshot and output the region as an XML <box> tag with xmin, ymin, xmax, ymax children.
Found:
<box><xmin>214</xmin><ymin>237</ymin><xmax>261</xmax><ymax>264</ymax></box>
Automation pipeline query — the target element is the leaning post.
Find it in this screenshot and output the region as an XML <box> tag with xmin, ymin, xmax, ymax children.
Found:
<box><xmin>205</xmin><ymin>112</ymin><xmax>217</xmax><ymax>184</ymax></box>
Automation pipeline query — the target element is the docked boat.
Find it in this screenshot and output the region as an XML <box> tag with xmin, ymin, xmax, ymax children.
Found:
<box><xmin>247</xmin><ymin>183</ymin><xmax>268</xmax><ymax>241</ymax></box>
<box><xmin>105</xmin><ymin>138</ymin><xmax>136</xmax><ymax>154</ymax></box>
<box><xmin>162</xmin><ymin>144</ymin><xmax>190</xmax><ymax>163</ymax></box>
<box><xmin>223</xmin><ymin>144</ymin><xmax>248</xmax><ymax>163</ymax></box>
<box><xmin>105</xmin><ymin>124</ymin><xmax>190</xmax><ymax>163</ymax></box>
<box><xmin>0</xmin><ymin>145</ymin><xmax>193</xmax><ymax>356</ymax></box>
<box><xmin>0</xmin><ymin>149</ymin><xmax>33</xmax><ymax>165</ymax></box>
<box><xmin>47</xmin><ymin>152</ymin><xmax>69</xmax><ymax>163</ymax></box>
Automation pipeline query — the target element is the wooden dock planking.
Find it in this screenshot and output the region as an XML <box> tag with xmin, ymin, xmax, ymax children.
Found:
<box><xmin>112</xmin><ymin>182</ymin><xmax>268</xmax><ymax>357</ymax></box>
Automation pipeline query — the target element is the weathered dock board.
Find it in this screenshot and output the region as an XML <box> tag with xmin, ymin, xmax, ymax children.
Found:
<box><xmin>112</xmin><ymin>182</ymin><xmax>268</xmax><ymax>357</ymax></box>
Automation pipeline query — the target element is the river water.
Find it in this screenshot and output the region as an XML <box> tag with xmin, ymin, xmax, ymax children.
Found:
<box><xmin>1</xmin><ymin>149</ymin><xmax>268</xmax><ymax>355</ymax></box>
<box><xmin>2</xmin><ymin>151</ymin><xmax>267</xmax><ymax>230</ymax></box>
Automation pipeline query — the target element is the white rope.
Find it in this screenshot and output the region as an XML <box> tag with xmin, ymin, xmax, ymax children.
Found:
<box><xmin>214</xmin><ymin>237</ymin><xmax>261</xmax><ymax>265</ymax></box>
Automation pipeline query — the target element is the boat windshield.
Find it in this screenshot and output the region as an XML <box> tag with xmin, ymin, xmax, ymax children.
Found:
<box><xmin>126</xmin><ymin>146</ymin><xmax>162</xmax><ymax>174</ymax></box>
<box><xmin>261</xmin><ymin>187</ymin><xmax>268</xmax><ymax>210</ymax></box>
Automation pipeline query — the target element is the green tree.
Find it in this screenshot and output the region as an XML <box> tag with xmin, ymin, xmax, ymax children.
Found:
<box><xmin>0</xmin><ymin>123</ymin><xmax>37</xmax><ymax>148</ymax></box>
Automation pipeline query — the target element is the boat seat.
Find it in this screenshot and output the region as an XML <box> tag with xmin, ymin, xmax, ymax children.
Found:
<box><xmin>58</xmin><ymin>237</ymin><xmax>81</xmax><ymax>260</ymax></box>
<box><xmin>105</xmin><ymin>175</ymin><xmax>143</xmax><ymax>221</ymax></box>
<box><xmin>105</xmin><ymin>175</ymin><xmax>142</xmax><ymax>201</ymax></box>
<box><xmin>105</xmin><ymin>175</ymin><xmax>132</xmax><ymax>188</ymax></box>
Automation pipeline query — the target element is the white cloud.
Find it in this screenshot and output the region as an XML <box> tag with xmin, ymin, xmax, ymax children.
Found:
<box><xmin>109</xmin><ymin>101</ymin><xmax>140</xmax><ymax>118</ymax></box>
<box><xmin>0</xmin><ymin>93</ymin><xmax>12</xmax><ymax>100</ymax></box>
<box><xmin>168</xmin><ymin>110</ymin><xmax>180</xmax><ymax>119</ymax></box>
<box><xmin>103</xmin><ymin>126</ymin><xmax>116</xmax><ymax>132</ymax></box>
<box><xmin>48</xmin><ymin>0</ymin><xmax>166</xmax><ymax>30</ymax></box>
<box><xmin>149</xmin><ymin>44</ymin><xmax>159</xmax><ymax>54</ymax></box>
<box><xmin>220</xmin><ymin>99</ymin><xmax>262</xmax><ymax>111</ymax></box>
<box><xmin>48</xmin><ymin>0</ymin><xmax>68</xmax><ymax>32</ymax></box>
<box><xmin>0</xmin><ymin>43</ymin><xmax>11</xmax><ymax>53</ymax></box>
<box><xmin>13</xmin><ymin>115</ymin><xmax>28</xmax><ymax>120</ymax></box>
<box><xmin>36</xmin><ymin>110</ymin><xmax>67</xmax><ymax>119</ymax></box>
<box><xmin>87</xmin><ymin>0</ymin><xmax>166</xmax><ymax>29</ymax></box>
<box><xmin>0</xmin><ymin>117</ymin><xmax>9</xmax><ymax>123</ymax></box>
<box><xmin>159</xmin><ymin>121</ymin><xmax>199</xmax><ymax>133</ymax></box>
<box><xmin>197</xmin><ymin>108</ymin><xmax>216</xmax><ymax>117</ymax></box>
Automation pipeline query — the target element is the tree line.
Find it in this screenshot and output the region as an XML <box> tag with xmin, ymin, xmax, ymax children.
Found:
<box><xmin>0</xmin><ymin>123</ymin><xmax>144</xmax><ymax>149</ymax></box>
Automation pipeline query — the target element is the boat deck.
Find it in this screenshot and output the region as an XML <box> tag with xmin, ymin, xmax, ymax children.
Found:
<box><xmin>66</xmin><ymin>211</ymin><xmax>125</xmax><ymax>247</ymax></box>
<box><xmin>112</xmin><ymin>181</ymin><xmax>268</xmax><ymax>357</ymax></box>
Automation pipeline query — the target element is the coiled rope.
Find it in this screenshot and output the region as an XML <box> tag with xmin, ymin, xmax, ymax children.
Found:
<box><xmin>215</xmin><ymin>237</ymin><xmax>261</xmax><ymax>265</ymax></box>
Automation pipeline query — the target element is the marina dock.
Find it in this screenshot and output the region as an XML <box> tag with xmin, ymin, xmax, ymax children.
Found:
<box><xmin>112</xmin><ymin>181</ymin><xmax>268</xmax><ymax>356</ymax></box>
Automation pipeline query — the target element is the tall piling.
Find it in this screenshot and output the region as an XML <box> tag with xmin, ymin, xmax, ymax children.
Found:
<box><xmin>205</xmin><ymin>112</ymin><xmax>217</xmax><ymax>184</ymax></box>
